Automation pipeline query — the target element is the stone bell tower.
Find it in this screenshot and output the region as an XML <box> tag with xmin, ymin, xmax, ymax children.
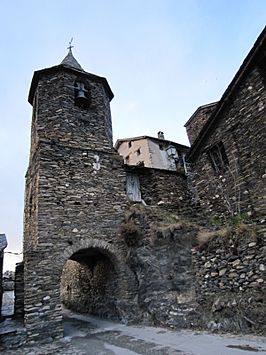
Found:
<box><xmin>23</xmin><ymin>49</ymin><xmax>136</xmax><ymax>343</ymax></box>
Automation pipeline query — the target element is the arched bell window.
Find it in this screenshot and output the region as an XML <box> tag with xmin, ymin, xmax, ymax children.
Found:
<box><xmin>74</xmin><ymin>80</ymin><xmax>91</xmax><ymax>108</ymax></box>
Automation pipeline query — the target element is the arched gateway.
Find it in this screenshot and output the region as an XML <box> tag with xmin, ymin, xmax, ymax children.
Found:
<box><xmin>23</xmin><ymin>49</ymin><xmax>138</xmax><ymax>342</ymax></box>
<box><xmin>60</xmin><ymin>239</ymin><xmax>129</xmax><ymax>320</ymax></box>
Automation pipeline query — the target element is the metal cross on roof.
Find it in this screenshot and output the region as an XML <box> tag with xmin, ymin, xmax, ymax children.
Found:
<box><xmin>67</xmin><ymin>37</ymin><xmax>74</xmax><ymax>51</ymax></box>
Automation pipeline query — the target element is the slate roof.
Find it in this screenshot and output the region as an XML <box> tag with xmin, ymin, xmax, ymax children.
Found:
<box><xmin>114</xmin><ymin>135</ymin><xmax>189</xmax><ymax>151</ymax></box>
<box><xmin>28</xmin><ymin>49</ymin><xmax>114</xmax><ymax>105</ymax></box>
<box><xmin>184</xmin><ymin>102</ymin><xmax>219</xmax><ymax>128</ymax></box>
<box><xmin>60</xmin><ymin>49</ymin><xmax>84</xmax><ymax>71</ymax></box>
<box><xmin>0</xmin><ymin>234</ymin><xmax>7</xmax><ymax>252</ymax></box>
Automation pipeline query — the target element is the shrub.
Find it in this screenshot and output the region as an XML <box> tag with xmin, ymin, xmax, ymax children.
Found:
<box><xmin>120</xmin><ymin>220</ymin><xmax>140</xmax><ymax>247</ymax></box>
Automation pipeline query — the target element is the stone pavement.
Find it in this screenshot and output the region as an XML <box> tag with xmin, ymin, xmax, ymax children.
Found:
<box><xmin>2</xmin><ymin>309</ymin><xmax>266</xmax><ymax>354</ymax></box>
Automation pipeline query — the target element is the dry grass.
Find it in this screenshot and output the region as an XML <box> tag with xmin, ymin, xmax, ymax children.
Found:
<box><xmin>196</xmin><ymin>222</ymin><xmax>257</xmax><ymax>252</ymax></box>
<box><xmin>120</xmin><ymin>220</ymin><xmax>140</xmax><ymax>236</ymax></box>
<box><xmin>197</xmin><ymin>228</ymin><xmax>229</xmax><ymax>250</ymax></box>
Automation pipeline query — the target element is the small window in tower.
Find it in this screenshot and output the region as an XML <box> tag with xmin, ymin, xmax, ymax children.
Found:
<box><xmin>136</xmin><ymin>148</ymin><xmax>141</xmax><ymax>156</ymax></box>
<box><xmin>128</xmin><ymin>141</ymin><xmax>132</xmax><ymax>148</ymax></box>
<box><xmin>74</xmin><ymin>81</ymin><xmax>90</xmax><ymax>108</ymax></box>
<box><xmin>207</xmin><ymin>142</ymin><xmax>229</xmax><ymax>173</ymax></box>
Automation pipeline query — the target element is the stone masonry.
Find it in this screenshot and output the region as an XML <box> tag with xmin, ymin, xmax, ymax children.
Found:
<box><xmin>23</xmin><ymin>51</ymin><xmax>139</xmax><ymax>343</ymax></box>
<box><xmin>0</xmin><ymin>233</ymin><xmax>7</xmax><ymax>319</ymax></box>
<box><xmin>14</xmin><ymin>262</ymin><xmax>24</xmax><ymax>319</ymax></box>
<box><xmin>21</xmin><ymin>50</ymin><xmax>196</xmax><ymax>344</ymax></box>
<box><xmin>192</xmin><ymin>224</ymin><xmax>266</xmax><ymax>334</ymax></box>
<box><xmin>187</xmin><ymin>28</ymin><xmax>266</xmax><ymax>221</ymax></box>
<box><xmin>10</xmin><ymin>26</ymin><xmax>265</xmax><ymax>349</ymax></box>
<box><xmin>184</xmin><ymin>102</ymin><xmax>218</xmax><ymax>146</ymax></box>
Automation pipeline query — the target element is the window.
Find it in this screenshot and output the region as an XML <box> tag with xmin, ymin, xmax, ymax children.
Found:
<box><xmin>128</xmin><ymin>141</ymin><xmax>132</xmax><ymax>148</ymax></box>
<box><xmin>159</xmin><ymin>144</ymin><xmax>164</xmax><ymax>150</ymax></box>
<box><xmin>207</xmin><ymin>142</ymin><xmax>229</xmax><ymax>173</ymax></box>
<box><xmin>137</xmin><ymin>160</ymin><xmax>144</xmax><ymax>167</ymax></box>
<box><xmin>136</xmin><ymin>148</ymin><xmax>141</xmax><ymax>156</ymax></box>
<box><xmin>125</xmin><ymin>155</ymin><xmax>129</xmax><ymax>164</ymax></box>
<box><xmin>258</xmin><ymin>56</ymin><xmax>266</xmax><ymax>86</ymax></box>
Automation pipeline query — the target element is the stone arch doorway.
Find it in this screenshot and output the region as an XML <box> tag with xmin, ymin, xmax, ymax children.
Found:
<box><xmin>58</xmin><ymin>238</ymin><xmax>134</xmax><ymax>322</ymax></box>
<box><xmin>60</xmin><ymin>247</ymin><xmax>120</xmax><ymax>319</ymax></box>
<box><xmin>23</xmin><ymin>239</ymin><xmax>139</xmax><ymax>342</ymax></box>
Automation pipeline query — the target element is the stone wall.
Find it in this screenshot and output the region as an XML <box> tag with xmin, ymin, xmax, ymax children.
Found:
<box><xmin>0</xmin><ymin>252</ymin><xmax>3</xmax><ymax>317</ymax></box>
<box><xmin>189</xmin><ymin>66</ymin><xmax>266</xmax><ymax>221</ymax></box>
<box><xmin>19</xmin><ymin>41</ymin><xmax>266</xmax><ymax>348</ymax></box>
<box><xmin>14</xmin><ymin>262</ymin><xmax>24</xmax><ymax>319</ymax></box>
<box><xmin>192</xmin><ymin>224</ymin><xmax>266</xmax><ymax>333</ymax></box>
<box><xmin>32</xmin><ymin>69</ymin><xmax>114</xmax><ymax>152</ymax></box>
<box><xmin>120</xmin><ymin>204</ymin><xmax>197</xmax><ymax>327</ymax></box>
<box><xmin>128</xmin><ymin>167</ymin><xmax>195</xmax><ymax>217</ymax></box>
<box><xmin>23</xmin><ymin>65</ymin><xmax>139</xmax><ymax>343</ymax></box>
<box><xmin>185</xmin><ymin>102</ymin><xmax>218</xmax><ymax>145</ymax></box>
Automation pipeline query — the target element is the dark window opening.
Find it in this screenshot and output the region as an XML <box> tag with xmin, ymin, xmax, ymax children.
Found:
<box><xmin>136</xmin><ymin>148</ymin><xmax>141</xmax><ymax>156</ymax></box>
<box><xmin>74</xmin><ymin>81</ymin><xmax>90</xmax><ymax>108</ymax></box>
<box><xmin>128</xmin><ymin>141</ymin><xmax>132</xmax><ymax>148</ymax></box>
<box><xmin>159</xmin><ymin>144</ymin><xmax>164</xmax><ymax>150</ymax></box>
<box><xmin>258</xmin><ymin>55</ymin><xmax>266</xmax><ymax>86</ymax></box>
<box><xmin>28</xmin><ymin>194</ymin><xmax>33</xmax><ymax>215</ymax></box>
<box><xmin>207</xmin><ymin>142</ymin><xmax>229</xmax><ymax>173</ymax></box>
<box><xmin>125</xmin><ymin>155</ymin><xmax>129</xmax><ymax>163</ymax></box>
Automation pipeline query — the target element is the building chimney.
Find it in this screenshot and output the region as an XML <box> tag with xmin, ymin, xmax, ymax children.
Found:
<box><xmin>158</xmin><ymin>131</ymin><xmax>165</xmax><ymax>140</ymax></box>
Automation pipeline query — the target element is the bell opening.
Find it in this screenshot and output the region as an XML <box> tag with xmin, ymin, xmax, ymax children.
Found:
<box><xmin>74</xmin><ymin>81</ymin><xmax>90</xmax><ymax>109</ymax></box>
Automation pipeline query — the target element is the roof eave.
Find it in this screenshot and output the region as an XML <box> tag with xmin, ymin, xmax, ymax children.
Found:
<box><xmin>28</xmin><ymin>64</ymin><xmax>114</xmax><ymax>105</ymax></box>
<box><xmin>184</xmin><ymin>101</ymin><xmax>219</xmax><ymax>128</ymax></box>
<box><xmin>114</xmin><ymin>135</ymin><xmax>190</xmax><ymax>151</ymax></box>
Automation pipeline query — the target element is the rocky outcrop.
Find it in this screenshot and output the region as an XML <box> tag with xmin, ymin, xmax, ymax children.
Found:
<box><xmin>120</xmin><ymin>204</ymin><xmax>198</xmax><ymax>328</ymax></box>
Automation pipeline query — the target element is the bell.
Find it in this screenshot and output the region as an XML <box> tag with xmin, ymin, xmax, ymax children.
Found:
<box><xmin>74</xmin><ymin>82</ymin><xmax>89</xmax><ymax>107</ymax></box>
<box><xmin>75</xmin><ymin>89</ymin><xmax>88</xmax><ymax>106</ymax></box>
<box><xmin>76</xmin><ymin>89</ymin><xmax>86</xmax><ymax>99</ymax></box>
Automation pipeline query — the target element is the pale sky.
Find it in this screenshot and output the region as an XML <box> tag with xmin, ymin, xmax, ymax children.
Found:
<box><xmin>1</xmin><ymin>0</ymin><xmax>265</xmax><ymax>270</ymax></box>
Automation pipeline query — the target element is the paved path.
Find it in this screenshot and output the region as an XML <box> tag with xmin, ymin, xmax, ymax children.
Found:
<box><xmin>1</xmin><ymin>308</ymin><xmax>266</xmax><ymax>354</ymax></box>
<box><xmin>62</xmin><ymin>309</ymin><xmax>266</xmax><ymax>355</ymax></box>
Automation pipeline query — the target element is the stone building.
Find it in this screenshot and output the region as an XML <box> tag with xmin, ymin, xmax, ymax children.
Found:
<box><xmin>115</xmin><ymin>133</ymin><xmax>190</xmax><ymax>207</ymax></box>
<box><xmin>186</xmin><ymin>26</ymin><xmax>266</xmax><ymax>221</ymax></box>
<box><xmin>12</xmin><ymin>26</ymin><xmax>265</xmax><ymax>347</ymax></box>
<box><xmin>115</xmin><ymin>133</ymin><xmax>189</xmax><ymax>171</ymax></box>
<box><xmin>22</xmin><ymin>49</ymin><xmax>140</xmax><ymax>342</ymax></box>
<box><xmin>0</xmin><ymin>233</ymin><xmax>7</xmax><ymax>318</ymax></box>
<box><xmin>184</xmin><ymin>102</ymin><xmax>218</xmax><ymax>146</ymax></box>
<box><xmin>21</xmin><ymin>48</ymin><xmax>195</xmax><ymax>343</ymax></box>
<box><xmin>181</xmin><ymin>29</ymin><xmax>266</xmax><ymax>333</ymax></box>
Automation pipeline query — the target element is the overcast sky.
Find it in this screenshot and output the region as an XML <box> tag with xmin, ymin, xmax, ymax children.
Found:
<box><xmin>1</xmin><ymin>1</ymin><xmax>265</xmax><ymax>271</ymax></box>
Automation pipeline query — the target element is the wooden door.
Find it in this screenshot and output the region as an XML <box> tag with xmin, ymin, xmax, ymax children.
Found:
<box><xmin>126</xmin><ymin>173</ymin><xmax>141</xmax><ymax>202</ymax></box>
